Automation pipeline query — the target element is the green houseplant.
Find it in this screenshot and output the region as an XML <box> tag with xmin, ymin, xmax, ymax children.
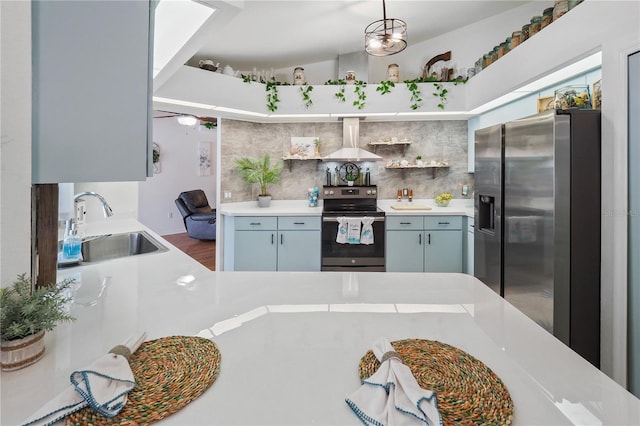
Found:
<box><xmin>1</xmin><ymin>274</ymin><xmax>75</xmax><ymax>370</ymax></box>
<box><xmin>234</xmin><ymin>154</ymin><xmax>283</xmax><ymax>207</ymax></box>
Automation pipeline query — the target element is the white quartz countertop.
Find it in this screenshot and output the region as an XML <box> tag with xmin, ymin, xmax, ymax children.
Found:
<box><xmin>1</xmin><ymin>219</ymin><xmax>637</xmax><ymax>425</ymax></box>
<box><xmin>219</xmin><ymin>199</ymin><xmax>474</xmax><ymax>217</ymax></box>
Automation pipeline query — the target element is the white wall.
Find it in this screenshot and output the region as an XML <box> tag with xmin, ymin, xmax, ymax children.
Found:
<box><xmin>267</xmin><ymin>2</ymin><xmax>552</xmax><ymax>85</ymax></box>
<box><xmin>1</xmin><ymin>1</ymin><xmax>32</xmax><ymax>286</ymax></box>
<box><xmin>137</xmin><ymin>118</ymin><xmax>217</xmax><ymax>235</ymax></box>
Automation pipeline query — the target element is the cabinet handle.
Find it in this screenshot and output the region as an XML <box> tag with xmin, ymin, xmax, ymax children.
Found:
<box><xmin>271</xmin><ymin>233</ymin><xmax>274</xmax><ymax>245</ymax></box>
<box><xmin>250</xmin><ymin>222</ymin><xmax>261</xmax><ymax>226</ymax></box>
<box><xmin>438</xmin><ymin>222</ymin><xmax>450</xmax><ymax>225</ymax></box>
<box><xmin>428</xmin><ymin>233</ymin><xmax>431</xmax><ymax>244</ymax></box>
<box><xmin>400</xmin><ymin>222</ymin><xmax>412</xmax><ymax>225</ymax></box>
<box><xmin>293</xmin><ymin>222</ymin><xmax>305</xmax><ymax>225</ymax></box>
<box><xmin>280</xmin><ymin>234</ymin><xmax>283</xmax><ymax>245</ymax></box>
<box><xmin>419</xmin><ymin>234</ymin><xmax>422</xmax><ymax>245</ymax></box>
<box><xmin>470</xmin><ymin>225</ymin><xmax>475</xmax><ymax>228</ymax></box>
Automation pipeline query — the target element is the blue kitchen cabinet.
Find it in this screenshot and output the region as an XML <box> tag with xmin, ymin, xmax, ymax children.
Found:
<box><xmin>386</xmin><ymin>216</ymin><xmax>424</xmax><ymax>272</ymax></box>
<box><xmin>277</xmin><ymin>216</ymin><xmax>321</xmax><ymax>271</ymax></box>
<box><xmin>32</xmin><ymin>0</ymin><xmax>154</xmax><ymax>183</ymax></box>
<box><xmin>233</xmin><ymin>216</ymin><xmax>321</xmax><ymax>271</ymax></box>
<box><xmin>424</xmin><ymin>216</ymin><xmax>463</xmax><ymax>273</ymax></box>
<box><xmin>386</xmin><ymin>230</ymin><xmax>424</xmax><ymax>272</ymax></box>
<box><xmin>386</xmin><ymin>215</ymin><xmax>463</xmax><ymax>272</ymax></box>
<box><xmin>234</xmin><ymin>217</ymin><xmax>278</xmax><ymax>271</ymax></box>
<box><xmin>464</xmin><ymin>217</ymin><xmax>475</xmax><ymax>274</ymax></box>
<box><xmin>235</xmin><ymin>230</ymin><xmax>278</xmax><ymax>271</ymax></box>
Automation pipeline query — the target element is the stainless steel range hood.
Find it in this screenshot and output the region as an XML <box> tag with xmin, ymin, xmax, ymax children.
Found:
<box><xmin>323</xmin><ymin>117</ymin><xmax>383</xmax><ymax>161</ymax></box>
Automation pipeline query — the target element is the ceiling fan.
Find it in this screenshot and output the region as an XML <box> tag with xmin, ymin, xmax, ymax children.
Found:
<box><xmin>154</xmin><ymin>110</ymin><xmax>217</xmax><ymax>128</ymax></box>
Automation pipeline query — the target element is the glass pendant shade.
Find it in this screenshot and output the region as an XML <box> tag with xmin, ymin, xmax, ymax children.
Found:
<box><xmin>365</xmin><ymin>0</ymin><xmax>407</xmax><ymax>56</ymax></box>
<box><xmin>177</xmin><ymin>115</ymin><xmax>198</xmax><ymax>126</ymax></box>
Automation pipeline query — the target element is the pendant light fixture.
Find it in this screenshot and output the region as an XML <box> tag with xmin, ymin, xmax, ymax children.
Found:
<box><xmin>365</xmin><ymin>0</ymin><xmax>407</xmax><ymax>56</ymax></box>
<box><xmin>177</xmin><ymin>115</ymin><xmax>198</xmax><ymax>126</ymax></box>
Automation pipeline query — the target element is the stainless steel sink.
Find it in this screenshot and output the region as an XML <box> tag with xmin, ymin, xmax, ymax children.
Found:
<box><xmin>58</xmin><ymin>230</ymin><xmax>168</xmax><ymax>267</ymax></box>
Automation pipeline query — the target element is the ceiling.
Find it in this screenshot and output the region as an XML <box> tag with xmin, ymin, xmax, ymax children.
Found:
<box><xmin>187</xmin><ymin>0</ymin><xmax>533</xmax><ymax>70</ymax></box>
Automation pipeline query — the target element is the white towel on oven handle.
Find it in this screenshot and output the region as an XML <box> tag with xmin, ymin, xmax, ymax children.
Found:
<box><xmin>347</xmin><ymin>218</ymin><xmax>362</xmax><ymax>244</ymax></box>
<box><xmin>360</xmin><ymin>217</ymin><xmax>374</xmax><ymax>245</ymax></box>
<box><xmin>336</xmin><ymin>217</ymin><xmax>348</xmax><ymax>244</ymax></box>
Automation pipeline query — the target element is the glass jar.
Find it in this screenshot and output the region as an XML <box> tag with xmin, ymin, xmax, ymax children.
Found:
<box><xmin>554</xmin><ymin>0</ymin><xmax>569</xmax><ymax>20</ymax></box>
<box><xmin>568</xmin><ymin>0</ymin><xmax>583</xmax><ymax>10</ymax></box>
<box><xmin>530</xmin><ymin>16</ymin><xmax>542</xmax><ymax>36</ymax></box>
<box><xmin>497</xmin><ymin>42</ymin><xmax>505</xmax><ymax>58</ymax></box>
<box><xmin>521</xmin><ymin>24</ymin><xmax>530</xmax><ymax>41</ymax></box>
<box><xmin>511</xmin><ymin>31</ymin><xmax>522</xmax><ymax>49</ymax></box>
<box><xmin>541</xmin><ymin>7</ymin><xmax>554</xmax><ymax>29</ymax></box>
<box><xmin>475</xmin><ymin>58</ymin><xmax>483</xmax><ymax>73</ymax></box>
<box><xmin>554</xmin><ymin>85</ymin><xmax>592</xmax><ymax>109</ymax></box>
<box><xmin>505</xmin><ymin>37</ymin><xmax>512</xmax><ymax>54</ymax></box>
<box><xmin>491</xmin><ymin>47</ymin><xmax>498</xmax><ymax>63</ymax></box>
<box><xmin>483</xmin><ymin>53</ymin><xmax>491</xmax><ymax>68</ymax></box>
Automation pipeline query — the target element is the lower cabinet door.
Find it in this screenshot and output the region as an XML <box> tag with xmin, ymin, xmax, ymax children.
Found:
<box><xmin>277</xmin><ymin>230</ymin><xmax>321</xmax><ymax>271</ymax></box>
<box><xmin>234</xmin><ymin>230</ymin><xmax>277</xmax><ymax>271</ymax></box>
<box><xmin>386</xmin><ymin>230</ymin><xmax>423</xmax><ymax>272</ymax></box>
<box><xmin>425</xmin><ymin>230</ymin><xmax>463</xmax><ymax>272</ymax></box>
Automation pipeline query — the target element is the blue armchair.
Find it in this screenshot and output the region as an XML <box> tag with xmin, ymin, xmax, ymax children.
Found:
<box><xmin>175</xmin><ymin>190</ymin><xmax>216</xmax><ymax>240</ymax></box>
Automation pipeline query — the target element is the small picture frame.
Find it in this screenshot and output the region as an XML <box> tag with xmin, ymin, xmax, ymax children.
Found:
<box><xmin>537</xmin><ymin>96</ymin><xmax>555</xmax><ymax>113</ymax></box>
<box><xmin>592</xmin><ymin>79</ymin><xmax>602</xmax><ymax>109</ymax></box>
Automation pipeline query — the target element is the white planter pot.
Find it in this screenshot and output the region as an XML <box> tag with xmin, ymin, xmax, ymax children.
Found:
<box><xmin>1</xmin><ymin>330</ymin><xmax>46</xmax><ymax>371</ymax></box>
<box><xmin>257</xmin><ymin>195</ymin><xmax>272</xmax><ymax>207</ymax></box>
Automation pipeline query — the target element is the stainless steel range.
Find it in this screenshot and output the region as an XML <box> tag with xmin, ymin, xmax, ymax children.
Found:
<box><xmin>321</xmin><ymin>185</ymin><xmax>385</xmax><ymax>271</ymax></box>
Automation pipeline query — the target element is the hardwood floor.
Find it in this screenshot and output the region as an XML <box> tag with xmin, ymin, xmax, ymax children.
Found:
<box><xmin>161</xmin><ymin>233</ymin><xmax>215</xmax><ymax>270</ymax></box>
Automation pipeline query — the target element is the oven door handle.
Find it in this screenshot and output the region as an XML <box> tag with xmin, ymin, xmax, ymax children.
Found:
<box><xmin>322</xmin><ymin>216</ymin><xmax>385</xmax><ymax>222</ymax></box>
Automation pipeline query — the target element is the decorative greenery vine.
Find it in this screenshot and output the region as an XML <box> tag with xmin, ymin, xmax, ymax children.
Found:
<box><xmin>266</xmin><ymin>81</ymin><xmax>280</xmax><ymax>112</ymax></box>
<box><xmin>404</xmin><ymin>79</ymin><xmax>424</xmax><ymax>110</ymax></box>
<box><xmin>353</xmin><ymin>80</ymin><xmax>367</xmax><ymax>109</ymax></box>
<box><xmin>376</xmin><ymin>80</ymin><xmax>395</xmax><ymax>95</ymax></box>
<box><xmin>202</xmin><ymin>121</ymin><xmax>217</xmax><ymax>129</ymax></box>
<box><xmin>325</xmin><ymin>79</ymin><xmax>347</xmax><ymax>102</ymax></box>
<box><xmin>433</xmin><ymin>83</ymin><xmax>448</xmax><ymax>110</ymax></box>
<box><xmin>300</xmin><ymin>84</ymin><xmax>314</xmax><ymax>109</ymax></box>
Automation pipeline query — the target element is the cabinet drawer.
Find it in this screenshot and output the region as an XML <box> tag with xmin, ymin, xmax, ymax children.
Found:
<box><xmin>278</xmin><ymin>216</ymin><xmax>321</xmax><ymax>230</ymax></box>
<box><xmin>235</xmin><ymin>216</ymin><xmax>278</xmax><ymax>230</ymax></box>
<box><xmin>386</xmin><ymin>216</ymin><xmax>424</xmax><ymax>230</ymax></box>
<box><xmin>424</xmin><ymin>216</ymin><xmax>462</xmax><ymax>230</ymax></box>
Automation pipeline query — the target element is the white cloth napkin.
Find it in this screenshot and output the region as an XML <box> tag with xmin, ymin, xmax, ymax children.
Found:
<box><xmin>23</xmin><ymin>332</ymin><xmax>147</xmax><ymax>426</ymax></box>
<box><xmin>347</xmin><ymin>218</ymin><xmax>362</xmax><ymax>244</ymax></box>
<box><xmin>346</xmin><ymin>338</ymin><xmax>442</xmax><ymax>426</ymax></box>
<box><xmin>360</xmin><ymin>217</ymin><xmax>374</xmax><ymax>245</ymax></box>
<box><xmin>336</xmin><ymin>217</ymin><xmax>348</xmax><ymax>244</ymax></box>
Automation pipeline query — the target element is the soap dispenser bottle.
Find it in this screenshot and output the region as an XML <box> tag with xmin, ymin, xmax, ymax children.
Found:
<box><xmin>62</xmin><ymin>219</ymin><xmax>82</xmax><ymax>259</ymax></box>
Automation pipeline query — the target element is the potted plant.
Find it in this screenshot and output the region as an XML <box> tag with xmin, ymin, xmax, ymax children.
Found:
<box><xmin>415</xmin><ymin>155</ymin><xmax>424</xmax><ymax>166</ymax></box>
<box><xmin>1</xmin><ymin>274</ymin><xmax>75</xmax><ymax>371</ymax></box>
<box><xmin>345</xmin><ymin>172</ymin><xmax>355</xmax><ymax>186</ymax></box>
<box><xmin>234</xmin><ymin>154</ymin><xmax>283</xmax><ymax>207</ymax></box>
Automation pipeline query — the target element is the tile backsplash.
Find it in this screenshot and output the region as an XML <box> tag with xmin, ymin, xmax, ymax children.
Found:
<box><xmin>221</xmin><ymin>119</ymin><xmax>473</xmax><ymax>201</ymax></box>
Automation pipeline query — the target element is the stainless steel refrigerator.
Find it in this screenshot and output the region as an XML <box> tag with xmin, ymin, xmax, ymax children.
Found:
<box><xmin>474</xmin><ymin>109</ymin><xmax>601</xmax><ymax>367</ymax></box>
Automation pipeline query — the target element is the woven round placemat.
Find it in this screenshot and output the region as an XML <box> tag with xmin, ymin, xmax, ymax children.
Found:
<box><xmin>358</xmin><ymin>339</ymin><xmax>513</xmax><ymax>426</ymax></box>
<box><xmin>67</xmin><ymin>336</ymin><xmax>221</xmax><ymax>426</ymax></box>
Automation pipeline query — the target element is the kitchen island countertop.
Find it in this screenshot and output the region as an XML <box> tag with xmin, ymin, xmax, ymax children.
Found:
<box><xmin>1</xmin><ymin>218</ymin><xmax>637</xmax><ymax>426</ymax></box>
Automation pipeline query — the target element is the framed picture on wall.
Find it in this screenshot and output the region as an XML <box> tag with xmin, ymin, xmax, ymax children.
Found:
<box><xmin>198</xmin><ymin>142</ymin><xmax>211</xmax><ymax>176</ymax></box>
<box><xmin>537</xmin><ymin>96</ymin><xmax>555</xmax><ymax>113</ymax></box>
<box><xmin>592</xmin><ymin>79</ymin><xmax>602</xmax><ymax>109</ymax></box>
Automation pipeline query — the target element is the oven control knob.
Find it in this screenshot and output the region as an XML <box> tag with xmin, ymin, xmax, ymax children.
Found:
<box><xmin>329</xmin><ymin>190</ymin><xmax>334</xmax><ymax>195</ymax></box>
<box><xmin>324</xmin><ymin>190</ymin><xmax>329</xmax><ymax>195</ymax></box>
<box><xmin>371</xmin><ymin>189</ymin><xmax>377</xmax><ymax>195</ymax></box>
<box><xmin>366</xmin><ymin>190</ymin><xmax>372</xmax><ymax>195</ymax></box>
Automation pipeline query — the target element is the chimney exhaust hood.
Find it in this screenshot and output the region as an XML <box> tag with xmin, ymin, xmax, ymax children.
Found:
<box><xmin>323</xmin><ymin>117</ymin><xmax>383</xmax><ymax>161</ymax></box>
